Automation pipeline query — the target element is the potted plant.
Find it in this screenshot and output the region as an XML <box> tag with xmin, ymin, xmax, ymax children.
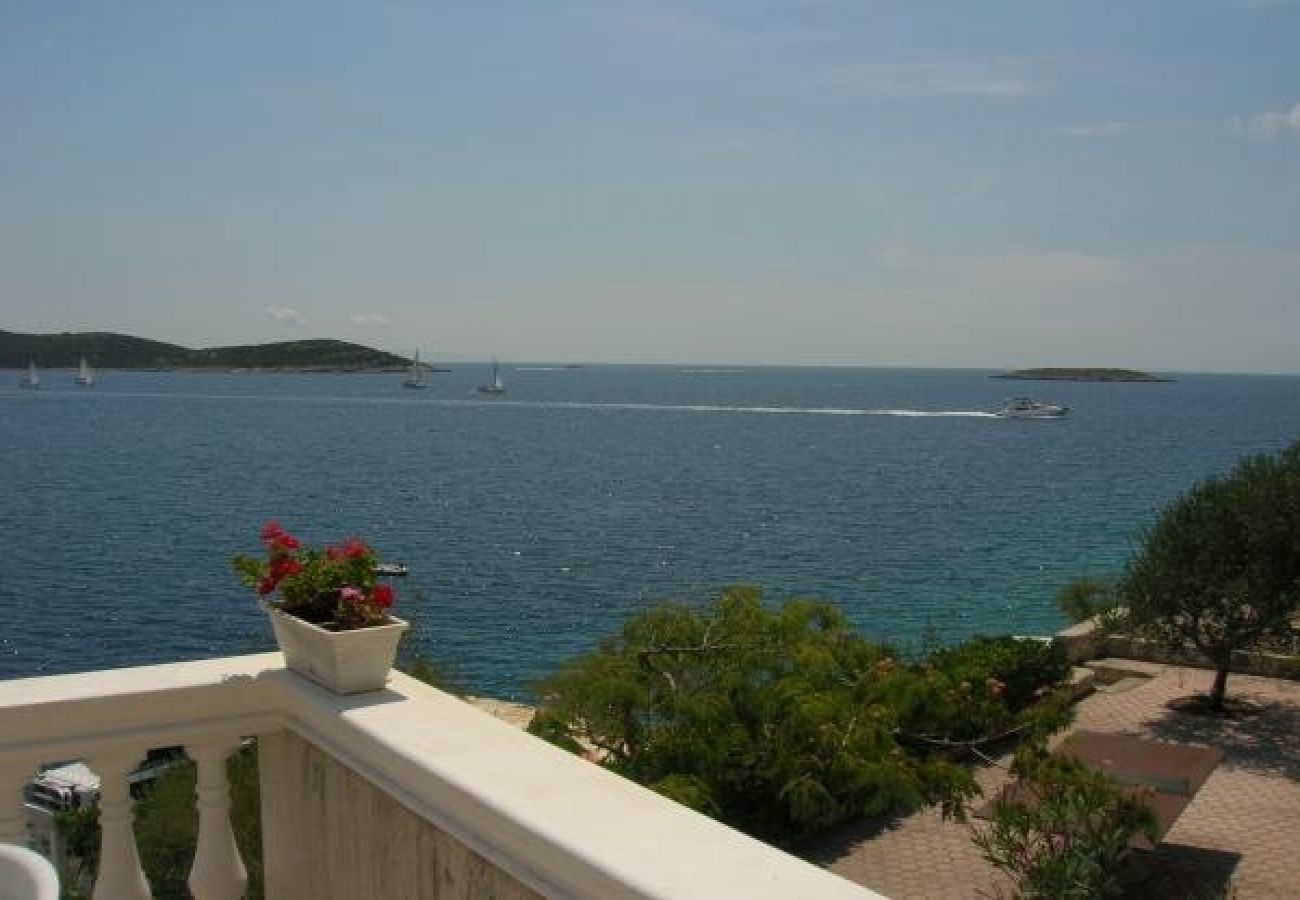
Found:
<box><xmin>233</xmin><ymin>521</ymin><xmax>409</xmax><ymax>693</ymax></box>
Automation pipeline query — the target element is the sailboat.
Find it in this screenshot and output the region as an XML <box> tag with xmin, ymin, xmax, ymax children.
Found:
<box><xmin>19</xmin><ymin>359</ymin><xmax>38</xmax><ymax>389</ymax></box>
<box><xmin>477</xmin><ymin>357</ymin><xmax>505</xmax><ymax>394</ymax></box>
<box><xmin>402</xmin><ymin>350</ymin><xmax>426</xmax><ymax>389</ymax></box>
<box><xmin>75</xmin><ymin>356</ymin><xmax>95</xmax><ymax>387</ymax></box>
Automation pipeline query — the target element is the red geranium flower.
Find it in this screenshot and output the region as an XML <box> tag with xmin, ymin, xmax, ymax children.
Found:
<box><xmin>270</xmin><ymin>557</ymin><xmax>301</xmax><ymax>580</ymax></box>
<box><xmin>235</xmin><ymin>523</ymin><xmax>396</xmax><ymax>630</ymax></box>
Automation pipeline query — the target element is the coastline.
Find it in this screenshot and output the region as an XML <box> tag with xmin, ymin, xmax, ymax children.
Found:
<box><xmin>467</xmin><ymin>696</ymin><xmax>536</xmax><ymax>729</ymax></box>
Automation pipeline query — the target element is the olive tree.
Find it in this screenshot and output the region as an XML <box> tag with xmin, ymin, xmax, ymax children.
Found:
<box><xmin>1122</xmin><ymin>442</ymin><xmax>1300</xmax><ymax>710</ymax></box>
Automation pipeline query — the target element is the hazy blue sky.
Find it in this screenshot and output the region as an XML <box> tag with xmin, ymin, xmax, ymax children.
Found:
<box><xmin>2</xmin><ymin>1</ymin><xmax>1298</xmax><ymax>370</ymax></box>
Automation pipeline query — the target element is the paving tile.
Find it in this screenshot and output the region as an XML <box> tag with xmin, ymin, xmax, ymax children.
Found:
<box><xmin>812</xmin><ymin>664</ymin><xmax>1300</xmax><ymax>899</ymax></box>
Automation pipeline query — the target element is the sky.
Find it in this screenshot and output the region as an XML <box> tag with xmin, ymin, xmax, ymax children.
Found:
<box><xmin>1</xmin><ymin>1</ymin><xmax>1298</xmax><ymax>371</ymax></box>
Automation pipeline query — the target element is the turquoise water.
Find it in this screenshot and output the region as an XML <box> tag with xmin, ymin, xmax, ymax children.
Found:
<box><xmin>2</xmin><ymin>366</ymin><xmax>1297</xmax><ymax>699</ymax></box>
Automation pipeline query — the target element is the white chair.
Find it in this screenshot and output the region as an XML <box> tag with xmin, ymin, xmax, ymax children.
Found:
<box><xmin>0</xmin><ymin>845</ymin><xmax>59</xmax><ymax>900</ymax></box>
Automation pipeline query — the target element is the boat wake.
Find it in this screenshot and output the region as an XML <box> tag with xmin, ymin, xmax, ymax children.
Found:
<box><xmin>16</xmin><ymin>390</ymin><xmax>999</xmax><ymax>418</ymax></box>
<box><xmin>449</xmin><ymin>399</ymin><xmax>999</xmax><ymax>418</ymax></box>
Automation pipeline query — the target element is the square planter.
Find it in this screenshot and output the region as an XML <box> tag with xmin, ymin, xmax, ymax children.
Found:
<box><xmin>268</xmin><ymin>608</ymin><xmax>409</xmax><ymax>694</ymax></box>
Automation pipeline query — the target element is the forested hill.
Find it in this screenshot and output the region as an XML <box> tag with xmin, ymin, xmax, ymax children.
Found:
<box><xmin>992</xmin><ymin>367</ymin><xmax>1170</xmax><ymax>382</ymax></box>
<box><xmin>0</xmin><ymin>331</ymin><xmax>408</xmax><ymax>371</ymax></box>
<box><xmin>191</xmin><ymin>339</ymin><xmax>407</xmax><ymax>370</ymax></box>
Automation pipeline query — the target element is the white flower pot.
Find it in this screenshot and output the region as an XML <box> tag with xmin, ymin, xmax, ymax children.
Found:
<box><xmin>268</xmin><ymin>608</ymin><xmax>409</xmax><ymax>694</ymax></box>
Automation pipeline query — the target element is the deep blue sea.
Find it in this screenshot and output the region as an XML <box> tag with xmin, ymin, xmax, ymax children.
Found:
<box><xmin>2</xmin><ymin>366</ymin><xmax>1298</xmax><ymax>699</ymax></box>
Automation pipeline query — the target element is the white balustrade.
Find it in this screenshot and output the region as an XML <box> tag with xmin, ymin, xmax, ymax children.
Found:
<box><xmin>0</xmin><ymin>654</ymin><xmax>284</xmax><ymax>899</ymax></box>
<box><xmin>88</xmin><ymin>749</ymin><xmax>151</xmax><ymax>900</ymax></box>
<box><xmin>187</xmin><ymin>737</ymin><xmax>248</xmax><ymax>900</ymax></box>
<box><xmin>0</xmin><ymin>652</ymin><xmax>886</xmax><ymax>900</ymax></box>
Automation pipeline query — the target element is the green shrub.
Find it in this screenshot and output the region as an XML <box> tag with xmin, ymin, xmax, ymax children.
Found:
<box><xmin>529</xmin><ymin>587</ymin><xmax>982</xmax><ymax>843</ymax></box>
<box><xmin>927</xmin><ymin>636</ymin><xmax>1071</xmax><ymax>712</ymax></box>
<box><xmin>529</xmin><ymin>589</ymin><xmax>1073</xmax><ymax>845</ymax></box>
<box><xmin>1054</xmin><ymin>578</ymin><xmax>1118</xmax><ymax>625</ymax></box>
<box><xmin>973</xmin><ymin>752</ymin><xmax>1157</xmax><ymax>899</ymax></box>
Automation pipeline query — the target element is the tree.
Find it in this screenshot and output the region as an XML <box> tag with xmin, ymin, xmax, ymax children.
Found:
<box><xmin>529</xmin><ymin>587</ymin><xmax>1070</xmax><ymax>845</ymax></box>
<box><xmin>1122</xmin><ymin>442</ymin><xmax>1300</xmax><ymax>710</ymax></box>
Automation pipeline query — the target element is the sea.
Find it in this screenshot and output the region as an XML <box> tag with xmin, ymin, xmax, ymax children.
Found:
<box><xmin>2</xmin><ymin>366</ymin><xmax>1297</xmax><ymax>700</ymax></box>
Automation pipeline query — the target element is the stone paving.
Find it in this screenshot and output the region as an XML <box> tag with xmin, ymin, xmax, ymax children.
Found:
<box><xmin>811</xmin><ymin>661</ymin><xmax>1300</xmax><ymax>899</ymax></box>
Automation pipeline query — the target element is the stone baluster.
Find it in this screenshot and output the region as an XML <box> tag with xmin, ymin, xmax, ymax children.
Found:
<box><xmin>187</xmin><ymin>737</ymin><xmax>247</xmax><ymax>900</ymax></box>
<box><xmin>88</xmin><ymin>750</ymin><xmax>151</xmax><ymax>900</ymax></box>
<box><xmin>0</xmin><ymin>759</ymin><xmax>33</xmax><ymax>846</ymax></box>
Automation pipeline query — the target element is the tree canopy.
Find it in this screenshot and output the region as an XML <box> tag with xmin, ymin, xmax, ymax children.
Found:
<box><xmin>529</xmin><ymin>587</ymin><xmax>1070</xmax><ymax>845</ymax></box>
<box><xmin>1122</xmin><ymin>441</ymin><xmax>1300</xmax><ymax>709</ymax></box>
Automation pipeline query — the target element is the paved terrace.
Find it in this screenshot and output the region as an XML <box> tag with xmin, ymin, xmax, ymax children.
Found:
<box><xmin>808</xmin><ymin>661</ymin><xmax>1300</xmax><ymax>899</ymax></box>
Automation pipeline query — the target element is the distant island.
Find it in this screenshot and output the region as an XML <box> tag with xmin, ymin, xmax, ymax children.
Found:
<box><xmin>993</xmin><ymin>367</ymin><xmax>1171</xmax><ymax>383</ymax></box>
<box><xmin>0</xmin><ymin>330</ymin><xmax>416</xmax><ymax>372</ymax></box>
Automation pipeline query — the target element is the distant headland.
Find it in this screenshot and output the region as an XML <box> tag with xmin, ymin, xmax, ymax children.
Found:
<box><xmin>0</xmin><ymin>330</ymin><xmax>414</xmax><ymax>372</ymax></box>
<box><xmin>992</xmin><ymin>367</ymin><xmax>1171</xmax><ymax>383</ymax></box>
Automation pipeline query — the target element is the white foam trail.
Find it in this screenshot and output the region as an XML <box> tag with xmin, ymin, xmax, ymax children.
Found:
<box><xmin>448</xmin><ymin>399</ymin><xmax>999</xmax><ymax>418</ymax></box>
<box><xmin>6</xmin><ymin>389</ymin><xmax>999</xmax><ymax>418</ymax></box>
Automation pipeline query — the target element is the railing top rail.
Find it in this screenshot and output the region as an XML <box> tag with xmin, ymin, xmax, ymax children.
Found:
<box><xmin>0</xmin><ymin>654</ymin><xmax>285</xmax><ymax>708</ymax></box>
<box><xmin>282</xmin><ymin>669</ymin><xmax>882</xmax><ymax>900</ymax></box>
<box><xmin>0</xmin><ymin>654</ymin><xmax>286</xmax><ymax>762</ymax></box>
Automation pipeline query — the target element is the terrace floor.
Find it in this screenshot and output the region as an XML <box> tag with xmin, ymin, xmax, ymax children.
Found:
<box><xmin>807</xmin><ymin>660</ymin><xmax>1300</xmax><ymax>899</ymax></box>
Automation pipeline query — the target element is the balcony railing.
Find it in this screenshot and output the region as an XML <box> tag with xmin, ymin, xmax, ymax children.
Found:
<box><xmin>0</xmin><ymin>654</ymin><xmax>883</xmax><ymax>899</ymax></box>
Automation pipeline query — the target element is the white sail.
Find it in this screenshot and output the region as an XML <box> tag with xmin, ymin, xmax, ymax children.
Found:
<box><xmin>403</xmin><ymin>350</ymin><xmax>425</xmax><ymax>388</ymax></box>
<box><xmin>75</xmin><ymin>356</ymin><xmax>94</xmax><ymax>386</ymax></box>
<box><xmin>478</xmin><ymin>357</ymin><xmax>505</xmax><ymax>394</ymax></box>
<box><xmin>20</xmin><ymin>359</ymin><xmax>38</xmax><ymax>389</ymax></box>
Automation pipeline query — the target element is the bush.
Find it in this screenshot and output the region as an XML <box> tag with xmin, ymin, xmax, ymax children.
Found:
<box><xmin>529</xmin><ymin>588</ymin><xmax>1072</xmax><ymax>845</ymax></box>
<box><xmin>888</xmin><ymin>637</ymin><xmax>1072</xmax><ymax>746</ymax></box>
<box><xmin>928</xmin><ymin>636</ymin><xmax>1071</xmax><ymax>712</ymax></box>
<box><xmin>1054</xmin><ymin>578</ymin><xmax>1118</xmax><ymax>625</ymax></box>
<box><xmin>973</xmin><ymin>751</ymin><xmax>1157</xmax><ymax>899</ymax></box>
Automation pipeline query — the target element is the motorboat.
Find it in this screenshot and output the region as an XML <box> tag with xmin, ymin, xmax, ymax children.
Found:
<box><xmin>997</xmin><ymin>397</ymin><xmax>1068</xmax><ymax>418</ymax></box>
<box><xmin>373</xmin><ymin>562</ymin><xmax>409</xmax><ymax>577</ymax></box>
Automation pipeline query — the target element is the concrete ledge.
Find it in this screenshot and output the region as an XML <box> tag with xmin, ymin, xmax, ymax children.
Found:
<box><xmin>1054</xmin><ymin>619</ymin><xmax>1300</xmax><ymax>681</ymax></box>
<box><xmin>1067</xmin><ymin>666</ymin><xmax>1097</xmax><ymax>702</ymax></box>
<box><xmin>277</xmin><ymin>671</ymin><xmax>882</xmax><ymax>899</ymax></box>
<box><xmin>0</xmin><ymin>654</ymin><xmax>287</xmax><ymax>763</ymax></box>
<box><xmin>1055</xmin><ymin>620</ymin><xmax>1103</xmax><ymax>665</ymax></box>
